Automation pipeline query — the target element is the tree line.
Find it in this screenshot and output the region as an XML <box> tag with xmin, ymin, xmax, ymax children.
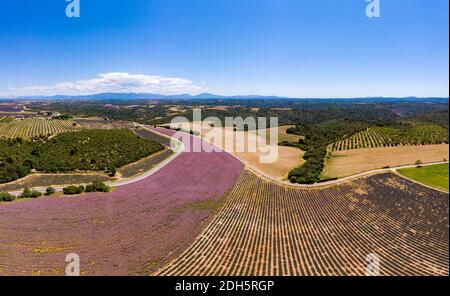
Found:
<box><xmin>286</xmin><ymin>120</ymin><xmax>369</xmax><ymax>184</ymax></box>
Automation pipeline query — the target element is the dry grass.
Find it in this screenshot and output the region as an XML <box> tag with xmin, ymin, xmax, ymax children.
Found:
<box><xmin>205</xmin><ymin>106</ymin><xmax>230</xmax><ymax>111</ymax></box>
<box><xmin>324</xmin><ymin>144</ymin><xmax>449</xmax><ymax>178</ymax></box>
<box><xmin>265</xmin><ymin>125</ymin><xmax>303</xmax><ymax>143</ymax></box>
<box><xmin>235</xmin><ymin>146</ymin><xmax>304</xmax><ymax>180</ymax></box>
<box><xmin>163</xmin><ymin>122</ymin><xmax>304</xmax><ymax>180</ymax></box>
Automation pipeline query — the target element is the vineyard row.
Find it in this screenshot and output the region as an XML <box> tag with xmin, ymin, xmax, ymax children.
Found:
<box><xmin>0</xmin><ymin>118</ymin><xmax>80</xmax><ymax>139</ymax></box>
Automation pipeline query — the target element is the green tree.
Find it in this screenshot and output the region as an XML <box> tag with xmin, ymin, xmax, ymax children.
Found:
<box><xmin>20</xmin><ymin>188</ymin><xmax>42</xmax><ymax>198</ymax></box>
<box><xmin>63</xmin><ymin>186</ymin><xmax>85</xmax><ymax>195</ymax></box>
<box><xmin>45</xmin><ymin>187</ymin><xmax>56</xmax><ymax>196</ymax></box>
<box><xmin>0</xmin><ymin>192</ymin><xmax>16</xmax><ymax>202</ymax></box>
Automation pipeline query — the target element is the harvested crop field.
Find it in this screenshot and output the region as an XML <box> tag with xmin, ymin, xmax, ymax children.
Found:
<box><xmin>0</xmin><ymin>173</ymin><xmax>111</xmax><ymax>192</ymax></box>
<box><xmin>264</xmin><ymin>125</ymin><xmax>303</xmax><ymax>143</ymax></box>
<box><xmin>117</xmin><ymin>149</ymin><xmax>174</xmax><ymax>179</ymax></box>
<box><xmin>158</xmin><ymin>170</ymin><xmax>449</xmax><ymax>276</ymax></box>
<box><xmin>163</xmin><ymin>122</ymin><xmax>304</xmax><ymax>180</ymax></box>
<box><xmin>0</xmin><ymin>127</ymin><xmax>244</xmax><ymax>275</ymax></box>
<box><xmin>74</xmin><ymin>118</ymin><xmax>134</xmax><ymax>129</ymax></box>
<box><xmin>324</xmin><ymin>144</ymin><xmax>449</xmax><ymax>178</ymax></box>
<box><xmin>236</xmin><ymin>145</ymin><xmax>303</xmax><ymax>180</ymax></box>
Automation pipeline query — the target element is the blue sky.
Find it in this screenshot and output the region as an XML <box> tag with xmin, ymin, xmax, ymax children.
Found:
<box><xmin>0</xmin><ymin>0</ymin><xmax>448</xmax><ymax>98</ymax></box>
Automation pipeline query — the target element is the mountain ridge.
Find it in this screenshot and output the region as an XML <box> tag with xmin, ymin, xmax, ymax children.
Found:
<box><xmin>0</xmin><ymin>92</ymin><xmax>448</xmax><ymax>101</ymax></box>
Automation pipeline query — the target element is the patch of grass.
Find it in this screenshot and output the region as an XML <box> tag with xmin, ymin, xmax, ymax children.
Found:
<box><xmin>172</xmin><ymin>199</ymin><xmax>217</xmax><ymax>214</ymax></box>
<box><xmin>397</xmin><ymin>163</ymin><xmax>449</xmax><ymax>191</ymax></box>
<box><xmin>33</xmin><ymin>246</ymin><xmax>67</xmax><ymax>254</ymax></box>
<box><xmin>145</xmin><ymin>259</ymin><xmax>162</xmax><ymax>270</ymax></box>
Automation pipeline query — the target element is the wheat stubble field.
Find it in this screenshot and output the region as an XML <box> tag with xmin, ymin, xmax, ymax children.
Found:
<box><xmin>158</xmin><ymin>169</ymin><xmax>449</xmax><ymax>276</ymax></box>
<box><xmin>324</xmin><ymin>144</ymin><xmax>449</xmax><ymax>178</ymax></box>
<box><xmin>164</xmin><ymin>122</ymin><xmax>305</xmax><ymax>180</ymax></box>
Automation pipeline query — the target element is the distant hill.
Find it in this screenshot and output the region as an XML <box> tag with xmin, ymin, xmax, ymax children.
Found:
<box><xmin>1</xmin><ymin>92</ymin><xmax>290</xmax><ymax>101</ymax></box>
<box><xmin>1</xmin><ymin>93</ymin><xmax>448</xmax><ymax>102</ymax></box>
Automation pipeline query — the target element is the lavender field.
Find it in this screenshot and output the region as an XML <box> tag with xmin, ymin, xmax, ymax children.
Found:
<box><xmin>0</xmin><ymin>128</ymin><xmax>244</xmax><ymax>275</ymax></box>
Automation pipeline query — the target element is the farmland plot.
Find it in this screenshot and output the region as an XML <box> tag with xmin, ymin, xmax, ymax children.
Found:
<box><xmin>324</xmin><ymin>144</ymin><xmax>449</xmax><ymax>178</ymax></box>
<box><xmin>159</xmin><ymin>170</ymin><xmax>448</xmax><ymax>276</ymax></box>
<box><xmin>162</xmin><ymin>122</ymin><xmax>304</xmax><ymax>180</ymax></box>
<box><xmin>0</xmin><ymin>116</ymin><xmax>13</xmax><ymax>126</ymax></box>
<box><xmin>331</xmin><ymin>124</ymin><xmax>449</xmax><ymax>151</ymax></box>
<box><xmin>75</xmin><ymin>118</ymin><xmax>134</xmax><ymax>130</ymax></box>
<box><xmin>0</xmin><ymin>118</ymin><xmax>80</xmax><ymax>139</ymax></box>
<box><xmin>0</xmin><ymin>128</ymin><xmax>244</xmax><ymax>275</ymax></box>
<box><xmin>0</xmin><ymin>173</ymin><xmax>111</xmax><ymax>192</ymax></box>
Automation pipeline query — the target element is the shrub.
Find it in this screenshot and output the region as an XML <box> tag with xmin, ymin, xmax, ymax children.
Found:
<box><xmin>0</xmin><ymin>192</ymin><xmax>16</xmax><ymax>202</ymax></box>
<box><xmin>20</xmin><ymin>188</ymin><xmax>42</xmax><ymax>199</ymax></box>
<box><xmin>63</xmin><ymin>185</ymin><xmax>85</xmax><ymax>195</ymax></box>
<box><xmin>317</xmin><ymin>177</ymin><xmax>338</xmax><ymax>183</ymax></box>
<box><xmin>107</xmin><ymin>166</ymin><xmax>117</xmax><ymax>177</ymax></box>
<box><xmin>45</xmin><ymin>187</ymin><xmax>56</xmax><ymax>196</ymax></box>
<box><xmin>85</xmin><ymin>181</ymin><xmax>110</xmax><ymax>193</ymax></box>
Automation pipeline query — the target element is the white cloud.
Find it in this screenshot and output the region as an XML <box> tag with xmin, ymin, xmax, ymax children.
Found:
<box><xmin>1</xmin><ymin>73</ymin><xmax>205</xmax><ymax>97</ymax></box>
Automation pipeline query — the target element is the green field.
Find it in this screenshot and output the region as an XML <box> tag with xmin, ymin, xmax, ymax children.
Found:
<box><xmin>397</xmin><ymin>163</ymin><xmax>449</xmax><ymax>191</ymax></box>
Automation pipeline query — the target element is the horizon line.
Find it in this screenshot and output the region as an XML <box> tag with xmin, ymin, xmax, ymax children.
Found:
<box><xmin>0</xmin><ymin>92</ymin><xmax>449</xmax><ymax>100</ymax></box>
